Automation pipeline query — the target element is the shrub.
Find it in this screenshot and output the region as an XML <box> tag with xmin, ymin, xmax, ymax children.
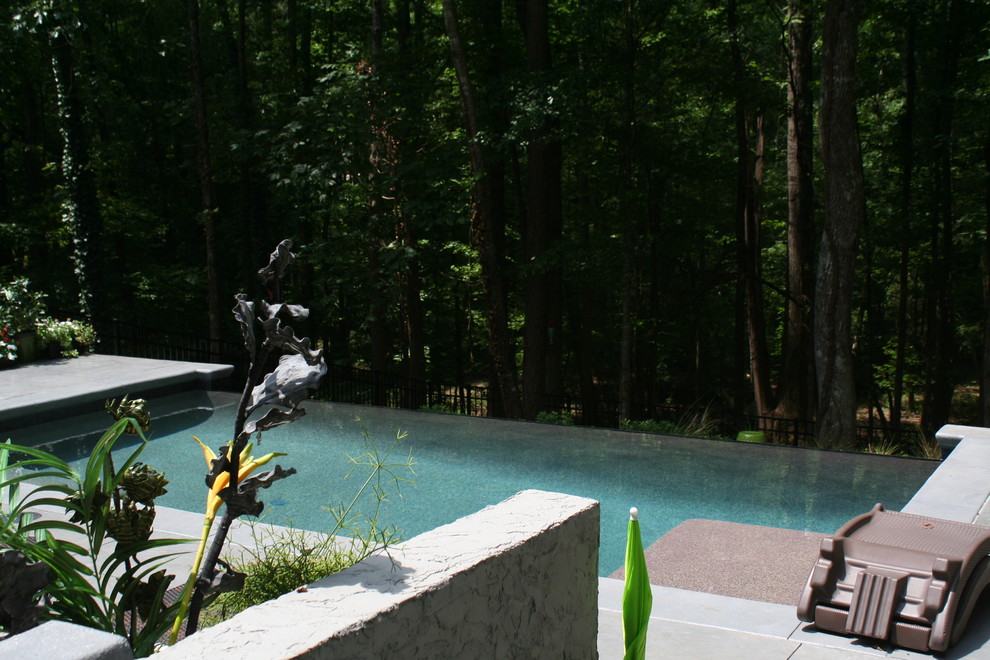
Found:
<box><xmin>0</xmin><ymin>279</ymin><xmax>47</xmax><ymax>337</ymax></box>
<box><xmin>535</xmin><ymin>410</ymin><xmax>575</xmax><ymax>425</ymax></box>
<box><xmin>622</xmin><ymin>408</ymin><xmax>729</xmax><ymax>440</ymax></box>
<box><xmin>621</xmin><ymin>418</ymin><xmax>680</xmax><ymax>435</ymax></box>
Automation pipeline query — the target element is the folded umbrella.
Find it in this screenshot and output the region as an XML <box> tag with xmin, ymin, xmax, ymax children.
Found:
<box><xmin>623</xmin><ymin>506</ymin><xmax>653</xmax><ymax>660</ymax></box>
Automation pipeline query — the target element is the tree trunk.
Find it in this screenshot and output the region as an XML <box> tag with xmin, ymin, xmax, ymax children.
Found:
<box><xmin>892</xmin><ymin>5</ymin><xmax>916</xmax><ymax>431</ymax></box>
<box><xmin>574</xmin><ymin>194</ymin><xmax>599</xmax><ymax>426</ymax></box>
<box><xmin>982</xmin><ymin>129</ymin><xmax>990</xmax><ymax>425</ymax></box>
<box><xmin>618</xmin><ymin>0</ymin><xmax>637</xmax><ymax>422</ymax></box>
<box><xmin>395</xmin><ymin>0</ymin><xmax>426</xmax><ymax>400</ymax></box>
<box><xmin>774</xmin><ymin>0</ymin><xmax>816</xmax><ymax>424</ymax></box>
<box><xmin>219</xmin><ymin>0</ymin><xmax>265</xmax><ymax>290</ymax></box>
<box><xmin>188</xmin><ymin>0</ymin><xmax>223</xmax><ymax>354</ymax></box>
<box><xmin>366</xmin><ymin>0</ymin><xmax>392</xmax><ymax>389</ymax></box>
<box><xmin>816</xmin><ymin>0</ymin><xmax>864</xmax><ymax>449</ymax></box>
<box><xmin>921</xmin><ymin>0</ymin><xmax>960</xmax><ymax>439</ymax></box>
<box><xmin>521</xmin><ymin>0</ymin><xmax>563</xmax><ymax>419</ymax></box>
<box><xmin>728</xmin><ymin>0</ymin><xmax>771</xmax><ymax>418</ymax></box>
<box><xmin>745</xmin><ymin>113</ymin><xmax>771</xmax><ymax>416</ymax></box>
<box><xmin>442</xmin><ymin>0</ymin><xmax>522</xmax><ymax>418</ymax></box>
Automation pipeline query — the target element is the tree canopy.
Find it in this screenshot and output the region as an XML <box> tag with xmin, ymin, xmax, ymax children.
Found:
<box><xmin>1</xmin><ymin>0</ymin><xmax>988</xmax><ymax>446</ymax></box>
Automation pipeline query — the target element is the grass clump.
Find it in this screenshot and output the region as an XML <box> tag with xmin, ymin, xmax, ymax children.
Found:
<box><xmin>201</xmin><ymin>422</ymin><xmax>413</xmax><ymax>628</ymax></box>
<box><xmin>200</xmin><ymin>526</ymin><xmax>373</xmax><ymax>626</ymax></box>
<box><xmin>622</xmin><ymin>406</ymin><xmax>728</xmax><ymax>440</ymax></box>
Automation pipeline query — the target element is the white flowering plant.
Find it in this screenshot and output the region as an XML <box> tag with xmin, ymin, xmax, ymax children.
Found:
<box><xmin>36</xmin><ymin>317</ymin><xmax>97</xmax><ymax>358</ymax></box>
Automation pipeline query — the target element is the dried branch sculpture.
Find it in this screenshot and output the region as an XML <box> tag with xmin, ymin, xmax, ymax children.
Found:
<box><xmin>169</xmin><ymin>239</ymin><xmax>326</xmax><ymax>642</ymax></box>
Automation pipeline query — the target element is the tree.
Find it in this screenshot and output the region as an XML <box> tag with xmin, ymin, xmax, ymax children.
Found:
<box><xmin>920</xmin><ymin>0</ymin><xmax>962</xmax><ymax>438</ymax></box>
<box><xmin>816</xmin><ymin>0</ymin><xmax>865</xmax><ymax>448</ymax></box>
<box><xmin>983</xmin><ymin>127</ymin><xmax>990</xmax><ymax>425</ymax></box>
<box><xmin>727</xmin><ymin>0</ymin><xmax>771</xmax><ymax>418</ymax></box>
<box><xmin>774</xmin><ymin>0</ymin><xmax>816</xmax><ymax>424</ymax></box>
<box><xmin>520</xmin><ymin>0</ymin><xmax>564</xmax><ymax>420</ymax></box>
<box><xmin>0</xmin><ymin>0</ymin><xmax>986</xmax><ymax>441</ymax></box>
<box><xmin>442</xmin><ymin>0</ymin><xmax>522</xmax><ymax>418</ymax></box>
<box><xmin>187</xmin><ymin>0</ymin><xmax>223</xmax><ymax>356</ymax></box>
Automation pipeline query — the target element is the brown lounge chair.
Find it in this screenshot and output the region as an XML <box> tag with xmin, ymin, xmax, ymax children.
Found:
<box><xmin>798</xmin><ymin>503</ymin><xmax>990</xmax><ymax>653</ymax></box>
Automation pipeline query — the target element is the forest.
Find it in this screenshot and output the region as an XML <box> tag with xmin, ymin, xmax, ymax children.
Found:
<box><xmin>0</xmin><ymin>0</ymin><xmax>988</xmax><ymax>448</ymax></box>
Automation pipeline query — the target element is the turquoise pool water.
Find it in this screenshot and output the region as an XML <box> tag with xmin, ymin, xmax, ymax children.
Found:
<box><xmin>14</xmin><ymin>390</ymin><xmax>938</xmax><ymax>576</ymax></box>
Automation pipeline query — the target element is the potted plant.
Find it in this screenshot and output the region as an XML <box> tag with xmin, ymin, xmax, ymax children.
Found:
<box><xmin>35</xmin><ymin>318</ymin><xmax>97</xmax><ymax>358</ymax></box>
<box><xmin>0</xmin><ymin>325</ymin><xmax>17</xmax><ymax>367</ymax></box>
<box><xmin>0</xmin><ymin>279</ymin><xmax>47</xmax><ymax>363</ymax></box>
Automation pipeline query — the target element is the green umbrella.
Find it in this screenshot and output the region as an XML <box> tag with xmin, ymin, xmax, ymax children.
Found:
<box><xmin>623</xmin><ymin>506</ymin><xmax>653</xmax><ymax>660</ymax></box>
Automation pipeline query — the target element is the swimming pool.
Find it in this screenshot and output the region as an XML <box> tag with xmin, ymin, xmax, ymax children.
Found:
<box><xmin>11</xmin><ymin>390</ymin><xmax>938</xmax><ymax>576</ymax></box>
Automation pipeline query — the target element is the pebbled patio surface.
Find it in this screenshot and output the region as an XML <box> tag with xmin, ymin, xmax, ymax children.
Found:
<box><xmin>610</xmin><ymin>518</ymin><xmax>827</xmax><ymax>606</ymax></box>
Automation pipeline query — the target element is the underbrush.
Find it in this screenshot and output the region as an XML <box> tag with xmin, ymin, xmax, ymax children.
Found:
<box><xmin>621</xmin><ymin>407</ymin><xmax>729</xmax><ymax>441</ymax></box>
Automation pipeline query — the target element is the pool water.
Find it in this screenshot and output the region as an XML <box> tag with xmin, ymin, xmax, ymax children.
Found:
<box><xmin>12</xmin><ymin>390</ymin><xmax>938</xmax><ymax>576</ymax></box>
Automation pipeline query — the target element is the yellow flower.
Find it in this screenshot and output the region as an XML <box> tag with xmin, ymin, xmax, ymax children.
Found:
<box><xmin>193</xmin><ymin>436</ymin><xmax>284</xmax><ymax>519</ymax></box>
<box><xmin>170</xmin><ymin>437</ymin><xmax>287</xmax><ymax>646</ymax></box>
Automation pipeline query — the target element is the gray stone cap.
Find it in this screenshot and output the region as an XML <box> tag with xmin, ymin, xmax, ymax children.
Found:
<box><xmin>155</xmin><ymin>489</ymin><xmax>599</xmax><ymax>659</ymax></box>
<box><xmin>0</xmin><ymin>621</ymin><xmax>133</xmax><ymax>660</ymax></box>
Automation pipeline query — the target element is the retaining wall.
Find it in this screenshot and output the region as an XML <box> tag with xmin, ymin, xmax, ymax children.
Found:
<box><xmin>155</xmin><ymin>488</ymin><xmax>600</xmax><ymax>659</ymax></box>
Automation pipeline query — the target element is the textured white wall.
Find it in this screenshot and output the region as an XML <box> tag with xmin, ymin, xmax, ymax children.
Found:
<box><xmin>156</xmin><ymin>489</ymin><xmax>601</xmax><ymax>659</ymax></box>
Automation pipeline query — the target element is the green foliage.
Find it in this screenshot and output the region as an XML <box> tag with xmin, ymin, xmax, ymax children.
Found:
<box><xmin>621</xmin><ymin>409</ymin><xmax>728</xmax><ymax>441</ymax></box>
<box><xmin>0</xmin><ymin>0</ymin><xmax>988</xmax><ymax>430</ymax></box>
<box><xmin>0</xmin><ymin>326</ymin><xmax>15</xmax><ymax>361</ymax></box>
<box><xmin>202</xmin><ymin>526</ymin><xmax>371</xmax><ymax>625</ymax></box>
<box><xmin>620</xmin><ymin>418</ymin><xmax>680</xmax><ymax>435</ymax></box>
<box><xmin>419</xmin><ymin>402</ymin><xmax>463</xmax><ymax>415</ymax></box>
<box><xmin>325</xmin><ymin>423</ymin><xmax>414</xmax><ymax>548</ymax></box>
<box><xmin>915</xmin><ymin>433</ymin><xmax>944</xmax><ymax>461</ymax></box>
<box><xmin>0</xmin><ymin>418</ymin><xmax>186</xmax><ymax>656</ymax></box>
<box><xmin>0</xmin><ymin>279</ymin><xmax>47</xmax><ymax>338</ymax></box>
<box><xmin>535</xmin><ymin>410</ymin><xmax>575</xmax><ymax>425</ymax></box>
<box><xmin>0</xmin><ymin>280</ymin><xmax>95</xmax><ymax>359</ymax></box>
<box><xmin>863</xmin><ymin>438</ymin><xmax>908</xmax><ymax>457</ymax></box>
<box><xmin>864</xmin><ymin>430</ymin><xmax>944</xmax><ymax>460</ymax></box>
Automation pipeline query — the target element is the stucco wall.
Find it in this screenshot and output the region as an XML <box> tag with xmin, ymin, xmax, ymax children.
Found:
<box><xmin>155</xmin><ymin>489</ymin><xmax>600</xmax><ymax>659</ymax></box>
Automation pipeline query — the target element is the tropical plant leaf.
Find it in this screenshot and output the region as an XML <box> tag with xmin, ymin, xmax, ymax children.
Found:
<box><xmin>0</xmin><ymin>442</ymin><xmax>75</xmax><ymax>473</ymax></box>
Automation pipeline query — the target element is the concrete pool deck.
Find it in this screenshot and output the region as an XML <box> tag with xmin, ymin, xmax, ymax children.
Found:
<box><xmin>0</xmin><ymin>353</ymin><xmax>233</xmax><ymax>432</ymax></box>
<box><xmin>3</xmin><ymin>354</ymin><xmax>990</xmax><ymax>658</ymax></box>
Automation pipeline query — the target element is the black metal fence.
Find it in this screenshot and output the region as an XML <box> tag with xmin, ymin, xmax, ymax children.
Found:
<box><xmin>95</xmin><ymin>319</ymin><xmax>925</xmax><ymax>449</ymax></box>
<box><xmin>97</xmin><ymin>319</ymin><xmax>243</xmax><ymax>366</ymax></box>
<box><xmin>314</xmin><ymin>364</ymin><xmax>490</xmax><ymax>417</ymax></box>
